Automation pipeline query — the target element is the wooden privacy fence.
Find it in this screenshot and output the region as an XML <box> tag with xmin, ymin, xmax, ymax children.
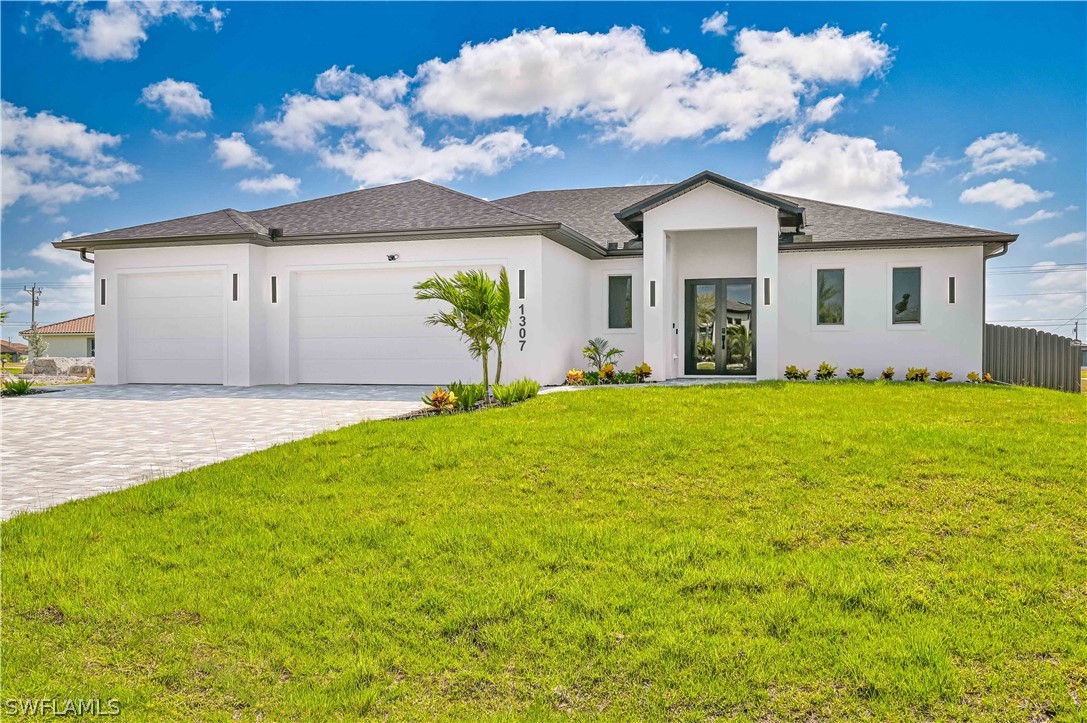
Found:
<box><xmin>984</xmin><ymin>324</ymin><xmax>1082</xmax><ymax>393</ymax></box>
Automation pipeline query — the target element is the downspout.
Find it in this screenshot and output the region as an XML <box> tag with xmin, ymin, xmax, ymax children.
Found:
<box><xmin>982</xmin><ymin>241</ymin><xmax>1010</xmax><ymax>373</ymax></box>
<box><xmin>79</xmin><ymin>248</ymin><xmax>94</xmax><ymax>264</ymax></box>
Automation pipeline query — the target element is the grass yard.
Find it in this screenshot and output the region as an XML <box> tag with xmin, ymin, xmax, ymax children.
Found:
<box><xmin>3</xmin><ymin>383</ymin><xmax>1085</xmax><ymax>721</ymax></box>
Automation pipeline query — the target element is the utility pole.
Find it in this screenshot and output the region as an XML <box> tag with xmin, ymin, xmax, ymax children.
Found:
<box><xmin>1074</xmin><ymin>320</ymin><xmax>1079</xmax><ymax>342</ymax></box>
<box><xmin>23</xmin><ymin>284</ymin><xmax>42</xmax><ymax>329</ymax></box>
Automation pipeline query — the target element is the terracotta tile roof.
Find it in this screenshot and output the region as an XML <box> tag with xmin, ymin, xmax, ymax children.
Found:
<box><xmin>1</xmin><ymin>340</ymin><xmax>28</xmax><ymax>354</ymax></box>
<box><xmin>21</xmin><ymin>314</ymin><xmax>94</xmax><ymax>336</ymax></box>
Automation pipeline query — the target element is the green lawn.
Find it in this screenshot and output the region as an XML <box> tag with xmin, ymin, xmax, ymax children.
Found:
<box><xmin>3</xmin><ymin>383</ymin><xmax>1085</xmax><ymax>721</ymax></box>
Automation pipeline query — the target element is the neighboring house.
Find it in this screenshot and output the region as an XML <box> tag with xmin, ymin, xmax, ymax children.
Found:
<box><xmin>53</xmin><ymin>171</ymin><xmax>1016</xmax><ymax>386</ymax></box>
<box><xmin>20</xmin><ymin>314</ymin><xmax>95</xmax><ymax>359</ymax></box>
<box><xmin>1</xmin><ymin>339</ymin><xmax>28</xmax><ymax>361</ymax></box>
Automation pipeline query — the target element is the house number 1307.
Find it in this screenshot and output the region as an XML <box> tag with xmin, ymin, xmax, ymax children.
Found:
<box><xmin>518</xmin><ymin>304</ymin><xmax>527</xmax><ymax>351</ymax></box>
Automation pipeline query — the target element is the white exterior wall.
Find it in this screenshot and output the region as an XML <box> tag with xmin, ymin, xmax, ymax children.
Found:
<box><xmin>32</xmin><ymin>335</ymin><xmax>93</xmax><ymax>358</ymax></box>
<box><xmin>778</xmin><ymin>245</ymin><xmax>985</xmax><ymax>378</ymax></box>
<box><xmin>94</xmin><ymin>234</ymin><xmax>584</xmax><ymax>386</ymax></box>
<box><xmin>586</xmin><ymin>257</ymin><xmax>645</xmax><ymax>371</ymax></box>
<box><xmin>642</xmin><ymin>183</ymin><xmax>780</xmax><ymax>380</ymax></box>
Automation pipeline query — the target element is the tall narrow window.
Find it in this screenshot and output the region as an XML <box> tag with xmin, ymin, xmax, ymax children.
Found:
<box><xmin>649</xmin><ymin>280</ymin><xmax>656</xmax><ymax>308</ymax></box>
<box><xmin>763</xmin><ymin>277</ymin><xmax>771</xmax><ymax>306</ymax></box>
<box><xmin>232</xmin><ymin>273</ymin><xmax>239</xmax><ymax>302</ymax></box>
<box><xmin>892</xmin><ymin>267</ymin><xmax>921</xmax><ymax>324</ymax></box>
<box><xmin>518</xmin><ymin>269</ymin><xmax>526</xmax><ymax>300</ymax></box>
<box><xmin>100</xmin><ymin>278</ymin><xmax>106</xmax><ymax>306</ymax></box>
<box><xmin>816</xmin><ymin>269</ymin><xmax>844</xmax><ymax>325</ymax></box>
<box><xmin>948</xmin><ymin>276</ymin><xmax>956</xmax><ymax>304</ymax></box>
<box><xmin>271</xmin><ymin>276</ymin><xmax>278</xmax><ymax>304</ymax></box>
<box><xmin>608</xmin><ymin>275</ymin><xmax>633</xmax><ymax>329</ymax></box>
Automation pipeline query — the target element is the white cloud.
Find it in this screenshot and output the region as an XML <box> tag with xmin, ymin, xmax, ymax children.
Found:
<box><xmin>1</xmin><ymin>268</ymin><xmax>37</xmax><ymax>280</ymax></box>
<box><xmin>213</xmin><ymin>132</ymin><xmax>271</xmax><ymax>170</ymax></box>
<box><xmin>139</xmin><ymin>79</ymin><xmax>212</xmax><ymax>119</ymax></box>
<box><xmin>805</xmin><ymin>94</ymin><xmax>844</xmax><ymax>124</ymax></box>
<box><xmin>413</xmin><ymin>25</ymin><xmax>889</xmax><ymax>146</ymax></box>
<box><xmin>1045</xmin><ymin>231</ymin><xmax>1086</xmax><ymax>249</ymax></box>
<box><xmin>1</xmin><ymin>100</ymin><xmax>139</xmax><ymax>213</ymax></box>
<box><xmin>29</xmin><ymin>233</ymin><xmax>96</xmax><ymax>270</ymax></box>
<box><xmin>151</xmin><ymin>129</ymin><xmax>206</xmax><ymax>142</ymax></box>
<box><xmin>760</xmin><ymin>130</ymin><xmax>927</xmax><ymax>210</ymax></box>
<box><xmin>959</xmin><ymin>178</ymin><xmax>1053</xmax><ymax>209</ymax></box>
<box><xmin>1028</xmin><ymin>261</ymin><xmax>1082</xmax><ymax>291</ymax></box>
<box><xmin>38</xmin><ymin>1</ymin><xmax>226</xmax><ymax>62</ymax></box>
<box><xmin>259</xmin><ymin>66</ymin><xmax>559</xmax><ymax>187</ymax></box>
<box><xmin>237</xmin><ymin>174</ymin><xmax>300</xmax><ymax>194</ymax></box>
<box><xmin>963</xmin><ymin>132</ymin><xmax>1045</xmax><ymax>179</ymax></box>
<box><xmin>1011</xmin><ymin>209</ymin><xmax>1061</xmax><ymax>226</ymax></box>
<box><xmin>701</xmin><ymin>11</ymin><xmax>730</xmax><ymax>36</ymax></box>
<box><xmin>915</xmin><ymin>150</ymin><xmax>959</xmax><ymax>175</ymax></box>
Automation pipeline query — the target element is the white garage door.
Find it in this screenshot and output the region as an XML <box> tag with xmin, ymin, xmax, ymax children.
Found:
<box><xmin>292</xmin><ymin>267</ymin><xmax>489</xmax><ymax>384</ymax></box>
<box><xmin>121</xmin><ymin>271</ymin><xmax>225</xmax><ymax>384</ymax></box>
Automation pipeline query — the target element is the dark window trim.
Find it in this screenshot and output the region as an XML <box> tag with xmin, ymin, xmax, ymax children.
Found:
<box><xmin>607</xmin><ymin>274</ymin><xmax>634</xmax><ymax>330</ymax></box>
<box><xmin>891</xmin><ymin>266</ymin><xmax>922</xmax><ymax>325</ymax></box>
<box><xmin>816</xmin><ymin>268</ymin><xmax>845</xmax><ymax>326</ymax></box>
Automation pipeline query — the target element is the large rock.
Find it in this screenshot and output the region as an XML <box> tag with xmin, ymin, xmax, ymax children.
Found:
<box><xmin>24</xmin><ymin>357</ymin><xmax>95</xmax><ymax>376</ymax></box>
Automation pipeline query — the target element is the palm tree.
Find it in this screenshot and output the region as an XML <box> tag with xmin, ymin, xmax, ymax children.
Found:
<box><xmin>414</xmin><ymin>268</ymin><xmax>511</xmax><ymax>395</ymax></box>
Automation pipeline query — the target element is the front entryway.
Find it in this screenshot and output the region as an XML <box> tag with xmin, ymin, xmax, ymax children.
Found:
<box><xmin>684</xmin><ymin>278</ymin><xmax>756</xmax><ymax>375</ymax></box>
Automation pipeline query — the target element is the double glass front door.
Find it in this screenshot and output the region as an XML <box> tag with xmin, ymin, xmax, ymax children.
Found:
<box><xmin>684</xmin><ymin>278</ymin><xmax>756</xmax><ymax>375</ymax></box>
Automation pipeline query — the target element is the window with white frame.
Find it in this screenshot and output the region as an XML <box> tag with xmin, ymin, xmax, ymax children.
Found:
<box><xmin>892</xmin><ymin>267</ymin><xmax>921</xmax><ymax>324</ymax></box>
<box><xmin>607</xmin><ymin>275</ymin><xmax>633</xmax><ymax>329</ymax></box>
<box><xmin>816</xmin><ymin>268</ymin><xmax>845</xmax><ymax>325</ymax></box>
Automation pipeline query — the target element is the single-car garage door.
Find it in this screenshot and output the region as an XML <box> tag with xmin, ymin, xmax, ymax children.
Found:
<box><xmin>121</xmin><ymin>271</ymin><xmax>225</xmax><ymax>384</ymax></box>
<box><xmin>292</xmin><ymin>267</ymin><xmax>490</xmax><ymax>384</ymax></box>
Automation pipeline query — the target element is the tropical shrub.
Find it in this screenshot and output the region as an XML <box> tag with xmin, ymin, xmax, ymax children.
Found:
<box><xmin>492</xmin><ymin>378</ymin><xmax>540</xmax><ymax>405</ymax></box>
<box><xmin>846</xmin><ymin>368</ymin><xmax>865</xmax><ymax>380</ymax></box>
<box><xmin>906</xmin><ymin>367</ymin><xmax>930</xmax><ymax>382</ymax></box>
<box><xmin>815</xmin><ymin>361</ymin><xmax>838</xmax><ymax>381</ymax></box>
<box><xmin>565</xmin><ymin>369</ymin><xmax>585</xmax><ymax>386</ymax></box>
<box><xmin>784</xmin><ymin>365</ymin><xmax>810</xmax><ymax>381</ymax></box>
<box><xmin>600</xmin><ymin>363</ymin><xmax>617</xmax><ymax>382</ymax></box>
<box><xmin>632</xmin><ymin>362</ymin><xmax>652</xmax><ymax>382</ymax></box>
<box><xmin>614</xmin><ymin>371</ymin><xmax>637</xmax><ymax>384</ymax></box>
<box><xmin>582</xmin><ymin>338</ymin><xmax>623</xmax><ymax>373</ymax></box>
<box><xmin>422</xmin><ymin>387</ymin><xmax>457</xmax><ymax>413</ymax></box>
<box><xmin>934</xmin><ymin>370</ymin><xmax>953</xmax><ymax>382</ymax></box>
<box><xmin>584</xmin><ymin>371</ymin><xmax>600</xmax><ymax>385</ymax></box>
<box><xmin>448</xmin><ymin>381</ymin><xmax>486</xmax><ymax>410</ymax></box>
<box><xmin>983</xmin><ymin>372</ymin><xmax>995</xmax><ymax>384</ymax></box>
<box><xmin>881</xmin><ymin>367</ymin><xmax>895</xmax><ymax>381</ymax></box>
<box><xmin>967</xmin><ymin>371</ymin><xmax>981</xmax><ymax>383</ymax></box>
<box><xmin>2</xmin><ymin>378</ymin><xmax>34</xmax><ymax>396</ymax></box>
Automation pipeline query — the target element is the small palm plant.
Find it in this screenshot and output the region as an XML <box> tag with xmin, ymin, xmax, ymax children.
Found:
<box><xmin>582</xmin><ymin>337</ymin><xmax>623</xmax><ymax>373</ymax></box>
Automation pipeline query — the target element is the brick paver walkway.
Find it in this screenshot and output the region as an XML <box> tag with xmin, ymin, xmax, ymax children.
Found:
<box><xmin>1</xmin><ymin>384</ymin><xmax>427</xmax><ymax>519</ymax></box>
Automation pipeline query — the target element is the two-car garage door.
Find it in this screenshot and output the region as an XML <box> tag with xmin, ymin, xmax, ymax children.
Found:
<box><xmin>121</xmin><ymin>271</ymin><xmax>225</xmax><ymax>384</ymax></box>
<box><xmin>292</xmin><ymin>267</ymin><xmax>487</xmax><ymax>385</ymax></box>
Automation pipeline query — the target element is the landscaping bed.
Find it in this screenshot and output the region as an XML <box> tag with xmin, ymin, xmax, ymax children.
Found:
<box><xmin>2</xmin><ymin>383</ymin><xmax>1084</xmax><ymax>720</ymax></box>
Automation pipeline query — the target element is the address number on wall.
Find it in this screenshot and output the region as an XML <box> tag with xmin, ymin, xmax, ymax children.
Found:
<box><xmin>518</xmin><ymin>303</ymin><xmax>527</xmax><ymax>351</ymax></box>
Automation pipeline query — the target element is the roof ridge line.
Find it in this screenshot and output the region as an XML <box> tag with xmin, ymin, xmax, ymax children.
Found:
<box><xmin>777</xmin><ymin>193</ymin><xmax>1008</xmax><ymax>236</ymax></box>
<box><xmin>222</xmin><ymin>208</ymin><xmax>269</xmax><ymax>236</ymax></box>
<box><xmin>245</xmin><ymin>179</ymin><xmax>421</xmax><ymax>215</ymax></box>
<box><xmin>414</xmin><ymin>179</ymin><xmax>553</xmax><ymax>225</ymax></box>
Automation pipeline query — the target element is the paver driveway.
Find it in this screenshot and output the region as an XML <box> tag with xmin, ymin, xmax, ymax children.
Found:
<box><xmin>1</xmin><ymin>384</ymin><xmax>427</xmax><ymax>519</ymax></box>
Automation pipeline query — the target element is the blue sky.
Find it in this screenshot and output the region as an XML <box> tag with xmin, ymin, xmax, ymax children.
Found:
<box><xmin>2</xmin><ymin>1</ymin><xmax>1085</xmax><ymax>339</ymax></box>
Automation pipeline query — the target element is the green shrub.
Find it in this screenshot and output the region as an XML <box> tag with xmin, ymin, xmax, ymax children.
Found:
<box><xmin>614</xmin><ymin>371</ymin><xmax>637</xmax><ymax>384</ymax></box>
<box><xmin>448</xmin><ymin>381</ymin><xmax>486</xmax><ymax>410</ymax></box>
<box><xmin>934</xmin><ymin>370</ymin><xmax>953</xmax><ymax>382</ymax></box>
<box><xmin>584</xmin><ymin>371</ymin><xmax>600</xmax><ymax>385</ymax></box>
<box><xmin>582</xmin><ymin>337</ymin><xmax>623</xmax><ymax>373</ymax></box>
<box><xmin>815</xmin><ymin>361</ymin><xmax>838</xmax><ymax>381</ymax></box>
<box><xmin>846</xmin><ymin>368</ymin><xmax>865</xmax><ymax>380</ymax></box>
<box><xmin>2</xmin><ymin>378</ymin><xmax>33</xmax><ymax>396</ymax></box>
<box><xmin>905</xmin><ymin>367</ymin><xmax>930</xmax><ymax>382</ymax></box>
<box><xmin>880</xmin><ymin>367</ymin><xmax>895</xmax><ymax>381</ymax></box>
<box><xmin>492</xmin><ymin>377</ymin><xmax>540</xmax><ymax>405</ymax></box>
<box><xmin>784</xmin><ymin>365</ymin><xmax>810</xmax><ymax>381</ymax></box>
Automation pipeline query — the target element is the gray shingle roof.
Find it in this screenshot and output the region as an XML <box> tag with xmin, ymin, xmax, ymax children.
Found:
<box><xmin>62</xmin><ymin>176</ymin><xmax>1014</xmax><ymax>251</ymax></box>
<box><xmin>495</xmin><ymin>185</ymin><xmax>672</xmax><ymax>248</ymax></box>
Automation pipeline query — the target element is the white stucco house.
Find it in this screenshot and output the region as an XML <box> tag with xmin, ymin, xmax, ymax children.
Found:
<box><xmin>54</xmin><ymin>171</ymin><xmax>1017</xmax><ymax>386</ymax></box>
<box><xmin>20</xmin><ymin>314</ymin><xmax>95</xmax><ymax>359</ymax></box>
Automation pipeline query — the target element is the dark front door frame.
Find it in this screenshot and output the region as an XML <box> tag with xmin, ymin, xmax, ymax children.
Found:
<box><xmin>683</xmin><ymin>277</ymin><xmax>757</xmax><ymax>376</ymax></box>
